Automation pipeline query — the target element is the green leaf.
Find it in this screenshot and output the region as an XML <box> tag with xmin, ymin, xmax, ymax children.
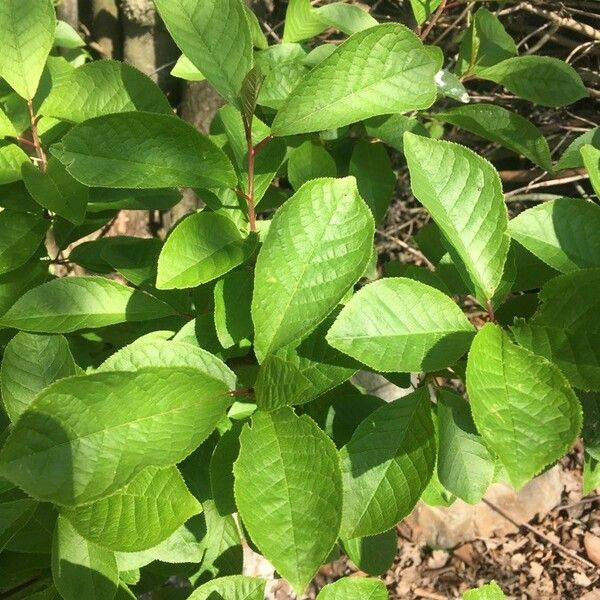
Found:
<box><xmin>316</xmin><ymin>577</ymin><xmax>388</xmax><ymax>600</ymax></box>
<box><xmin>252</xmin><ymin>177</ymin><xmax>374</xmax><ymax>361</ymax></box>
<box><xmin>582</xmin><ymin>144</ymin><xmax>600</xmax><ymax>197</ymax></box>
<box><xmin>508</xmin><ymin>198</ymin><xmax>600</xmax><ymax>273</ymax></box>
<box><xmin>0</xmin><ymin>211</ymin><xmax>48</xmax><ymax>276</ymax></box>
<box><xmin>244</xmin><ymin>6</ymin><xmax>268</xmax><ymax>50</ymax></box>
<box><xmin>255</xmin><ymin>43</ymin><xmax>309</xmax><ymax>110</ymax></box>
<box><xmin>340</xmin><ymin>387</ymin><xmax>435</xmax><ymax>538</ymax></box>
<box><xmin>171</xmin><ymin>54</ymin><xmax>206</xmax><ymax>81</ymax></box>
<box><xmin>466</xmin><ymin>323</ymin><xmax>581</xmax><ymax>489</ymax></box>
<box><xmin>404</xmin><ymin>132</ymin><xmax>509</xmax><ymax>306</ymax></box>
<box><xmin>437</xmin><ymin>390</ymin><xmax>494</xmax><ymax>504</ymax></box>
<box><xmin>283</xmin><ymin>0</ymin><xmax>327</xmax><ymax>43</ymax></box>
<box><xmin>477</xmin><ymin>56</ymin><xmax>588</xmax><ymax>107</ymax></box>
<box><xmin>157</xmin><ymin>212</ymin><xmax>257</xmax><ymax>290</ymax></box>
<box><xmin>240</xmin><ymin>65</ymin><xmax>264</xmax><ymax>125</ymax></box>
<box><xmin>0</xmin><ymin>367</ymin><xmax>231</xmax><ymax>505</ymax></box>
<box><xmin>314</xmin><ymin>4</ymin><xmax>378</xmax><ymax>35</ymax></box>
<box><xmin>154</xmin><ymin>0</ymin><xmax>253</xmax><ymax>106</ymax></box>
<box><xmin>0</xmin><ymin>499</ymin><xmax>37</xmax><ymax>551</ymax></box>
<box><xmin>210</xmin><ymin>423</ymin><xmax>242</xmax><ymax>516</ymax></box>
<box><xmin>437</xmin><ymin>104</ymin><xmax>552</xmax><ymax>172</ymax></box>
<box><xmin>512</xmin><ymin>269</ymin><xmax>600</xmax><ymax>391</ymax></box>
<box><xmin>52</xmin><ymin>516</ymin><xmax>119</xmax><ymax>600</ymax></box>
<box><xmin>0</xmin><ymin>277</ymin><xmax>175</xmax><ymax>333</ymax></box>
<box><xmin>63</xmin><ymin>466</ymin><xmax>201</xmax><ymax>552</ymax></box>
<box><xmin>582</xmin><ymin>392</ymin><xmax>600</xmax><ymax>461</ymax></box>
<box><xmin>5</xmin><ymin>502</ymin><xmax>56</xmax><ymax>555</ymax></box>
<box><xmin>584</xmin><ymin>453</ymin><xmax>600</xmax><ymax>496</ymax></box>
<box><xmin>456</xmin><ymin>8</ymin><xmax>516</xmax><ymax>76</ymax></box>
<box><xmin>189</xmin><ymin>576</ymin><xmax>265</xmax><ymax>600</ymax></box>
<box><xmin>463</xmin><ymin>581</ymin><xmax>506</xmax><ymax>599</ymax></box>
<box><xmin>254</xmin><ymin>355</ymin><xmax>311</xmax><ymax>411</ymax></box>
<box><xmin>363</xmin><ymin>114</ymin><xmax>429</xmax><ymax>153</ymax></box>
<box><xmin>0</xmin><ymin>107</ymin><xmax>18</xmax><ymax>138</ymax></box>
<box><xmin>214</xmin><ymin>270</ymin><xmax>253</xmax><ymax>349</ymax></box>
<box><xmin>234</xmin><ymin>409</ymin><xmax>342</xmax><ymax>594</ymax></box>
<box><xmin>276</xmin><ymin>316</ymin><xmax>359</xmax><ymax>404</ymax></box>
<box><xmin>214</xmin><ymin>105</ymin><xmax>286</xmax><ymax>205</ymax></box>
<box><xmin>0</xmin><ymin>0</ymin><xmax>56</xmax><ymax>99</ymax></box>
<box><xmin>409</xmin><ymin>0</ymin><xmax>442</xmax><ymax>25</ymax></box>
<box><xmin>0</xmin><ymin>258</ymin><xmax>48</xmax><ymax>318</ymax></box>
<box><xmin>556</xmin><ymin>127</ymin><xmax>600</xmax><ymax>171</ymax></box>
<box><xmin>287</xmin><ymin>141</ymin><xmax>337</xmax><ymax>191</ymax></box>
<box><xmin>57</xmin><ymin>112</ymin><xmax>237</xmax><ymax>189</ymax></box>
<box><xmin>1</xmin><ymin>333</ymin><xmax>78</xmax><ymax>422</ymax></box>
<box><xmin>22</xmin><ymin>158</ymin><xmax>89</xmax><ymax>224</ymax></box>
<box><xmin>271</xmin><ymin>24</ymin><xmax>442</xmax><ymax>136</ymax></box>
<box><xmin>342</xmin><ymin>529</ymin><xmax>396</xmax><ymax>576</ymax></box>
<box><xmin>349</xmin><ymin>141</ymin><xmax>395</xmax><ymax>224</ymax></box>
<box><xmin>40</xmin><ymin>60</ymin><xmax>171</xmax><ymax>122</ymax></box>
<box><xmin>54</xmin><ymin>20</ymin><xmax>85</xmax><ymax>49</ymax></box>
<box><xmin>327</xmin><ymin>278</ymin><xmax>474</xmax><ymax>373</ymax></box>
<box><xmin>0</xmin><ymin>142</ymin><xmax>30</xmax><ymax>184</ymax></box>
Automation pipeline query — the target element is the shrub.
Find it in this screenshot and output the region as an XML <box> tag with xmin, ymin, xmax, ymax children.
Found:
<box><xmin>0</xmin><ymin>0</ymin><xmax>595</xmax><ymax>598</ymax></box>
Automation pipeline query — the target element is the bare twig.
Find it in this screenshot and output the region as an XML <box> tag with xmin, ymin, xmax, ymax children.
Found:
<box><xmin>482</xmin><ymin>498</ymin><xmax>597</xmax><ymax>570</ymax></box>
<box><xmin>420</xmin><ymin>0</ymin><xmax>448</xmax><ymax>40</ymax></box>
<box><xmin>26</xmin><ymin>99</ymin><xmax>47</xmax><ymax>174</ymax></box>
<box><xmin>521</xmin><ymin>3</ymin><xmax>600</xmax><ymax>42</ymax></box>
<box><xmin>376</xmin><ymin>230</ymin><xmax>435</xmax><ymax>271</ymax></box>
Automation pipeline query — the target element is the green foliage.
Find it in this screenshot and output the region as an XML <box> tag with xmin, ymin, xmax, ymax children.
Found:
<box><xmin>0</xmin><ymin>1</ymin><xmax>593</xmax><ymax>596</ymax></box>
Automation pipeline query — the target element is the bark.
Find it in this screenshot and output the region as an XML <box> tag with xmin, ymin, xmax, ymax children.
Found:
<box><xmin>57</xmin><ymin>0</ymin><xmax>78</xmax><ymax>28</ymax></box>
<box><xmin>86</xmin><ymin>0</ymin><xmax>122</xmax><ymax>59</ymax></box>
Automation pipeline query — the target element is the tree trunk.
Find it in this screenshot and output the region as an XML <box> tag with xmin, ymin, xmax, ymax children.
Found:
<box><xmin>85</xmin><ymin>0</ymin><xmax>122</xmax><ymax>59</ymax></box>
<box><xmin>57</xmin><ymin>0</ymin><xmax>78</xmax><ymax>28</ymax></box>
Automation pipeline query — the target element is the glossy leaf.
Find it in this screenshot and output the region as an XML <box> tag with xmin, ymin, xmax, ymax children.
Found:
<box><xmin>556</xmin><ymin>127</ymin><xmax>600</xmax><ymax>171</ymax></box>
<box><xmin>1</xmin><ymin>333</ymin><xmax>78</xmax><ymax>422</ymax></box>
<box><xmin>157</xmin><ymin>212</ymin><xmax>257</xmax><ymax>290</ymax></box>
<box><xmin>40</xmin><ymin>60</ymin><xmax>171</xmax><ymax>122</ymax></box>
<box><xmin>0</xmin><ymin>0</ymin><xmax>56</xmax><ymax>99</ymax></box>
<box><xmin>314</xmin><ymin>4</ymin><xmax>378</xmax><ymax>35</ymax></box>
<box><xmin>0</xmin><ymin>142</ymin><xmax>30</xmax><ymax>184</ymax></box>
<box><xmin>437</xmin><ymin>390</ymin><xmax>494</xmax><ymax>504</ymax></box>
<box><xmin>254</xmin><ymin>355</ymin><xmax>311</xmax><ymax>411</ymax></box>
<box><xmin>316</xmin><ymin>576</ymin><xmax>388</xmax><ymax>600</ymax></box>
<box><xmin>404</xmin><ymin>132</ymin><xmax>509</xmax><ymax>305</ymax></box>
<box><xmin>349</xmin><ymin>141</ymin><xmax>396</xmax><ymax>224</ymax></box>
<box><xmin>276</xmin><ymin>316</ymin><xmax>359</xmax><ymax>404</ymax></box>
<box><xmin>234</xmin><ymin>409</ymin><xmax>342</xmax><ymax>594</ymax></box>
<box><xmin>340</xmin><ymin>387</ymin><xmax>435</xmax><ymax>538</ymax></box>
<box><xmin>63</xmin><ymin>466</ymin><xmax>201</xmax><ymax>552</ymax></box>
<box><xmin>508</xmin><ymin>198</ymin><xmax>600</xmax><ymax>273</ymax></box>
<box><xmin>0</xmin><ymin>211</ymin><xmax>48</xmax><ymax>276</ymax></box>
<box><xmin>0</xmin><ymin>499</ymin><xmax>37</xmax><ymax>551</ymax></box>
<box><xmin>512</xmin><ymin>269</ymin><xmax>600</xmax><ymax>391</ymax></box>
<box><xmin>287</xmin><ymin>141</ymin><xmax>337</xmax><ymax>191</ymax></box>
<box><xmin>0</xmin><ymin>277</ymin><xmax>175</xmax><ymax>333</ymax></box>
<box><xmin>342</xmin><ymin>529</ymin><xmax>396</xmax><ymax>576</ymax></box>
<box><xmin>57</xmin><ymin>112</ymin><xmax>237</xmax><ymax>189</ymax></box>
<box><xmin>437</xmin><ymin>104</ymin><xmax>552</xmax><ymax>172</ymax></box>
<box><xmin>189</xmin><ymin>576</ymin><xmax>265</xmax><ymax>600</ymax></box>
<box><xmin>457</xmin><ymin>8</ymin><xmax>516</xmax><ymax>75</ymax></box>
<box><xmin>271</xmin><ymin>24</ymin><xmax>442</xmax><ymax>136</ymax></box>
<box><xmin>463</xmin><ymin>581</ymin><xmax>506</xmax><ymax>599</ymax></box>
<box><xmin>466</xmin><ymin>324</ymin><xmax>581</xmax><ymax>489</ymax></box>
<box><xmin>22</xmin><ymin>158</ymin><xmax>88</xmax><ymax>224</ymax></box>
<box><xmin>0</xmin><ymin>367</ymin><xmax>231</xmax><ymax>505</ymax></box>
<box><xmin>154</xmin><ymin>0</ymin><xmax>253</xmax><ymax>105</ymax></box>
<box><xmin>52</xmin><ymin>516</ymin><xmax>118</xmax><ymax>600</ymax></box>
<box><xmin>252</xmin><ymin>177</ymin><xmax>374</xmax><ymax>361</ymax></box>
<box><xmin>477</xmin><ymin>56</ymin><xmax>588</xmax><ymax>107</ymax></box>
<box><xmin>214</xmin><ymin>269</ymin><xmax>253</xmax><ymax>349</ymax></box>
<box><xmin>283</xmin><ymin>0</ymin><xmax>327</xmax><ymax>43</ymax></box>
<box><xmin>327</xmin><ymin>278</ymin><xmax>475</xmax><ymax>373</ymax></box>
<box><xmin>582</xmin><ymin>144</ymin><xmax>600</xmax><ymax>197</ymax></box>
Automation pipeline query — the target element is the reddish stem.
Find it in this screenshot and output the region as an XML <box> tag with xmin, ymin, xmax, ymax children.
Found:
<box><xmin>486</xmin><ymin>299</ymin><xmax>496</xmax><ymax>323</ymax></box>
<box><xmin>243</xmin><ymin>116</ymin><xmax>257</xmax><ymax>233</ymax></box>
<box><xmin>27</xmin><ymin>99</ymin><xmax>47</xmax><ymax>174</ymax></box>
